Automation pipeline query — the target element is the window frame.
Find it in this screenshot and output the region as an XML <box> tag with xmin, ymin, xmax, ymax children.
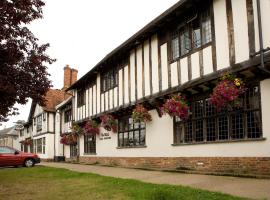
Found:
<box><xmin>169</xmin><ymin>7</ymin><xmax>213</xmax><ymax>62</ymax></box>
<box><xmin>36</xmin><ymin>115</ymin><xmax>42</xmax><ymax>132</ymax></box>
<box><xmin>77</xmin><ymin>89</ymin><xmax>86</xmax><ymax>107</ymax></box>
<box><xmin>101</xmin><ymin>68</ymin><xmax>118</xmax><ymax>93</ymax></box>
<box><xmin>117</xmin><ymin>116</ymin><xmax>146</xmax><ymax>148</ymax></box>
<box><xmin>173</xmin><ymin>84</ymin><xmax>263</xmax><ymax>145</ymax></box>
<box><xmin>64</xmin><ymin>109</ymin><xmax>72</xmax><ymax>123</ymax></box>
<box><xmin>84</xmin><ymin>134</ymin><xmax>96</xmax><ymax>154</ymax></box>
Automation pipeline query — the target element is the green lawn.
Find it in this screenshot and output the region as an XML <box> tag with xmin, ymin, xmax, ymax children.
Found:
<box><xmin>0</xmin><ymin>166</ymin><xmax>248</xmax><ymax>200</ymax></box>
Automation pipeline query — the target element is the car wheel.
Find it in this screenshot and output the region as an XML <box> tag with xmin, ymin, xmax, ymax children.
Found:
<box><xmin>24</xmin><ymin>159</ymin><xmax>35</xmax><ymax>167</ymax></box>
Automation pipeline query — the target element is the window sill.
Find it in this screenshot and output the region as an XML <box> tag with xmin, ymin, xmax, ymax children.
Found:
<box><xmin>116</xmin><ymin>145</ymin><xmax>147</xmax><ymax>149</ymax></box>
<box><xmin>83</xmin><ymin>153</ymin><xmax>97</xmax><ymax>156</ymax></box>
<box><xmin>169</xmin><ymin>42</ymin><xmax>212</xmax><ymax>64</ymax></box>
<box><xmin>172</xmin><ymin>137</ymin><xmax>266</xmax><ymax>146</ymax></box>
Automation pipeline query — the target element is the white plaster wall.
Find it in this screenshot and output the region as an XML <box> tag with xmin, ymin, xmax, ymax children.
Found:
<box><xmin>85</xmin><ymin>89</ymin><xmax>89</xmax><ymax>118</ymax></box>
<box><xmin>74</xmin><ymin>90</ymin><xmax>77</xmax><ymax>121</ymax></box>
<box><xmin>49</xmin><ymin>113</ymin><xmax>54</xmax><ymax>132</ymax></box>
<box><xmin>96</xmin><ymin>74</ymin><xmax>101</xmax><ymax>114</ymax></box>
<box><xmin>105</xmin><ymin>91</ymin><xmax>109</xmax><ymax>111</ymax></box>
<box><xmin>124</xmin><ymin>65</ymin><xmax>129</xmax><ymax>104</ymax></box>
<box><xmin>101</xmin><ymin>93</ymin><xmax>104</xmax><ymax>112</ymax></box>
<box><xmin>81</xmin><ymin>78</ymin><xmax>270</xmax><ymax>158</ymax></box>
<box><xmin>130</xmin><ymin>50</ymin><xmax>136</xmax><ymax>102</ymax></box>
<box><xmin>12</xmin><ymin>137</ymin><xmax>20</xmax><ymax>150</ymax></box>
<box><xmin>89</xmin><ymin>87</ymin><xmax>93</xmax><ymax>116</ymax></box>
<box><xmin>113</xmin><ymin>87</ymin><xmax>118</xmax><ymax>108</ymax></box>
<box><xmin>260</xmin><ymin>79</ymin><xmax>270</xmax><ymax>147</ymax></box>
<box><xmin>214</xmin><ymin>0</ymin><xmax>230</xmax><ymax>69</ymax></box>
<box><xmin>180</xmin><ymin>57</ymin><xmax>188</xmax><ymax>84</ymax></box>
<box><xmin>232</xmin><ymin>0</ymin><xmax>249</xmax><ymax>63</ymax></box>
<box><xmin>151</xmin><ymin>35</ymin><xmax>159</xmax><ymax>94</ymax></box>
<box><xmin>144</xmin><ymin>40</ymin><xmax>151</xmax><ymax>96</ymax></box>
<box><xmin>93</xmin><ymin>85</ymin><xmax>97</xmax><ymax>115</ymax></box>
<box><xmin>34</xmin><ymin>134</ymin><xmax>54</xmax><ymax>159</ymax></box>
<box><xmin>33</xmin><ymin>104</ymin><xmax>43</xmax><ymax>117</ymax></box>
<box><xmin>161</xmin><ymin>43</ymin><xmax>168</xmax><ymax>90</ymax></box>
<box><xmin>203</xmin><ymin>46</ymin><xmax>213</xmax><ymax>75</ymax></box>
<box><xmin>54</xmin><ymin>112</ymin><xmax>63</xmax><ymax>157</ymax></box>
<box><xmin>253</xmin><ymin>0</ymin><xmax>260</xmax><ymax>52</ymax></box>
<box><xmin>64</xmin><ymin>145</ymin><xmax>70</xmax><ymax>159</ymax></box>
<box><xmin>261</xmin><ymin>0</ymin><xmax>270</xmax><ymax>49</ymax></box>
<box><xmin>118</xmin><ymin>69</ymin><xmax>123</xmax><ymax>106</ymax></box>
<box><xmin>136</xmin><ymin>46</ymin><xmax>143</xmax><ymax>99</ymax></box>
<box><xmin>170</xmin><ymin>61</ymin><xmax>178</xmax><ymax>87</ymax></box>
<box><xmin>109</xmin><ymin>89</ymin><xmax>113</xmax><ymax>110</ymax></box>
<box><xmin>191</xmin><ymin>52</ymin><xmax>200</xmax><ymax>79</ymax></box>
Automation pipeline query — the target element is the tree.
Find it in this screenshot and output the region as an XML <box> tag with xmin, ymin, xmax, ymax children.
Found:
<box><xmin>0</xmin><ymin>0</ymin><xmax>54</xmax><ymax>122</ymax></box>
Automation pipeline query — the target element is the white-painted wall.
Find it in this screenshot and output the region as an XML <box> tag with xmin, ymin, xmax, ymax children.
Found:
<box><xmin>160</xmin><ymin>43</ymin><xmax>168</xmax><ymax>90</ymax></box>
<box><xmin>170</xmin><ymin>61</ymin><xmax>178</xmax><ymax>87</ymax></box>
<box><xmin>144</xmin><ymin>40</ymin><xmax>151</xmax><ymax>96</ymax></box>
<box><xmin>191</xmin><ymin>52</ymin><xmax>200</xmax><ymax>80</ymax></box>
<box><xmin>136</xmin><ymin>45</ymin><xmax>143</xmax><ymax>99</ymax></box>
<box><xmin>151</xmin><ymin>34</ymin><xmax>159</xmax><ymax>94</ymax></box>
<box><xmin>214</xmin><ymin>0</ymin><xmax>230</xmax><ymax>70</ymax></box>
<box><xmin>231</xmin><ymin>0</ymin><xmax>249</xmax><ymax>63</ymax></box>
<box><xmin>180</xmin><ymin>57</ymin><xmax>188</xmax><ymax>84</ymax></box>
<box><xmin>79</xmin><ymin>79</ymin><xmax>270</xmax><ymax>158</ymax></box>
<box><xmin>130</xmin><ymin>50</ymin><xmax>136</xmax><ymax>102</ymax></box>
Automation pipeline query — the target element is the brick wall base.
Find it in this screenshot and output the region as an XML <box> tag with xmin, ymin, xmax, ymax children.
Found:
<box><xmin>79</xmin><ymin>157</ymin><xmax>270</xmax><ymax>177</ymax></box>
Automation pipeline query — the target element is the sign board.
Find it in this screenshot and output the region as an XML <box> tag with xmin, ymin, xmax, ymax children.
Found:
<box><xmin>99</xmin><ymin>132</ymin><xmax>111</xmax><ymax>140</ymax></box>
<box><xmin>14</xmin><ymin>124</ymin><xmax>24</xmax><ymax>131</ymax></box>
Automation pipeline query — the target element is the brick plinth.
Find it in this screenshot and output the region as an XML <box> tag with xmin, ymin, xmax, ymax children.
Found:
<box><xmin>79</xmin><ymin>157</ymin><xmax>270</xmax><ymax>176</ymax></box>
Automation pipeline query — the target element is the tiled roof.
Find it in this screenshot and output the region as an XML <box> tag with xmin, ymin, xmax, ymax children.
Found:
<box><xmin>42</xmin><ymin>89</ymin><xmax>69</xmax><ymax>112</ymax></box>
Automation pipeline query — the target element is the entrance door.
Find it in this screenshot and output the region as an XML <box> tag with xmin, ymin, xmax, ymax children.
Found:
<box><xmin>70</xmin><ymin>144</ymin><xmax>78</xmax><ymax>158</ymax></box>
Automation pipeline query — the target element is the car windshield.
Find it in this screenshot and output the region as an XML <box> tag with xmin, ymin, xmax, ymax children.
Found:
<box><xmin>0</xmin><ymin>147</ymin><xmax>15</xmax><ymax>154</ymax></box>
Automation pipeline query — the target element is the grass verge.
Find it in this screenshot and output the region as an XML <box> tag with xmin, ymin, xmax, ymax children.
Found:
<box><xmin>0</xmin><ymin>166</ymin><xmax>248</xmax><ymax>200</ymax></box>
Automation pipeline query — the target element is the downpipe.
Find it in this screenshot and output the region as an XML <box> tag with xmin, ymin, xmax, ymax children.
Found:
<box><xmin>255</xmin><ymin>0</ymin><xmax>270</xmax><ymax>74</ymax></box>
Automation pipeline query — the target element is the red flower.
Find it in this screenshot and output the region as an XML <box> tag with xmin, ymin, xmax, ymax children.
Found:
<box><xmin>84</xmin><ymin>120</ymin><xmax>100</xmax><ymax>135</ymax></box>
<box><xmin>161</xmin><ymin>94</ymin><xmax>189</xmax><ymax>120</ymax></box>
<box><xmin>132</xmin><ymin>104</ymin><xmax>152</xmax><ymax>123</ymax></box>
<box><xmin>210</xmin><ymin>75</ymin><xmax>246</xmax><ymax>111</ymax></box>
<box><xmin>100</xmin><ymin>114</ymin><xmax>118</xmax><ymax>133</ymax></box>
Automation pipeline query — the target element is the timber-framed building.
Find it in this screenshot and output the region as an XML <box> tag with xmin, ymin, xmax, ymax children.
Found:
<box><xmin>28</xmin><ymin>0</ymin><xmax>270</xmax><ymax>176</ymax></box>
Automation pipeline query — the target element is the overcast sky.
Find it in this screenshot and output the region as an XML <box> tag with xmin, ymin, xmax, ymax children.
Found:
<box><xmin>0</xmin><ymin>0</ymin><xmax>179</xmax><ymax>129</ymax></box>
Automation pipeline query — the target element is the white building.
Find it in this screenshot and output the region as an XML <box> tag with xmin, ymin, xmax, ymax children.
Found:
<box><xmin>19</xmin><ymin>66</ymin><xmax>77</xmax><ymax>160</ymax></box>
<box><xmin>30</xmin><ymin>0</ymin><xmax>270</xmax><ymax>176</ymax></box>
<box><xmin>61</xmin><ymin>0</ymin><xmax>270</xmax><ymax>176</ymax></box>
<box><xmin>0</xmin><ymin>127</ymin><xmax>20</xmax><ymax>149</ymax></box>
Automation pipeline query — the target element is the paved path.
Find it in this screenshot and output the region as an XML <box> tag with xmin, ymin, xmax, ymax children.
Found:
<box><xmin>41</xmin><ymin>162</ymin><xmax>270</xmax><ymax>199</ymax></box>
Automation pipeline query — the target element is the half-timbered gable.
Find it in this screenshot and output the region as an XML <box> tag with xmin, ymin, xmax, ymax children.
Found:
<box><xmin>21</xmin><ymin>66</ymin><xmax>77</xmax><ymax>160</ymax></box>
<box><xmin>66</xmin><ymin>0</ymin><xmax>270</xmax><ymax>176</ymax></box>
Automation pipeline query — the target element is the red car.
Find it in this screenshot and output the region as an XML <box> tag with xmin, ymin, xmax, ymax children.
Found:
<box><xmin>0</xmin><ymin>146</ymin><xmax>40</xmax><ymax>167</ymax></box>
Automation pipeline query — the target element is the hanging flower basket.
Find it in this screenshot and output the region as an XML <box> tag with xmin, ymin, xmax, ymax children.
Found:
<box><xmin>100</xmin><ymin>114</ymin><xmax>118</xmax><ymax>133</ymax></box>
<box><xmin>209</xmin><ymin>73</ymin><xmax>246</xmax><ymax>111</ymax></box>
<box><xmin>60</xmin><ymin>134</ymin><xmax>77</xmax><ymax>145</ymax></box>
<box><xmin>132</xmin><ymin>104</ymin><xmax>152</xmax><ymax>123</ymax></box>
<box><xmin>161</xmin><ymin>94</ymin><xmax>189</xmax><ymax>120</ymax></box>
<box><xmin>71</xmin><ymin>123</ymin><xmax>83</xmax><ymax>136</ymax></box>
<box><xmin>84</xmin><ymin>120</ymin><xmax>100</xmax><ymax>135</ymax></box>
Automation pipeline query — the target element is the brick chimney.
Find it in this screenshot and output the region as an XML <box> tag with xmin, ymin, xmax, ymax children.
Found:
<box><xmin>63</xmin><ymin>65</ymin><xmax>78</xmax><ymax>90</ymax></box>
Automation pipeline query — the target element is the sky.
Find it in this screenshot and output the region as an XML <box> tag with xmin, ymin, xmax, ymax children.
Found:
<box><xmin>0</xmin><ymin>0</ymin><xmax>179</xmax><ymax>129</ymax></box>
